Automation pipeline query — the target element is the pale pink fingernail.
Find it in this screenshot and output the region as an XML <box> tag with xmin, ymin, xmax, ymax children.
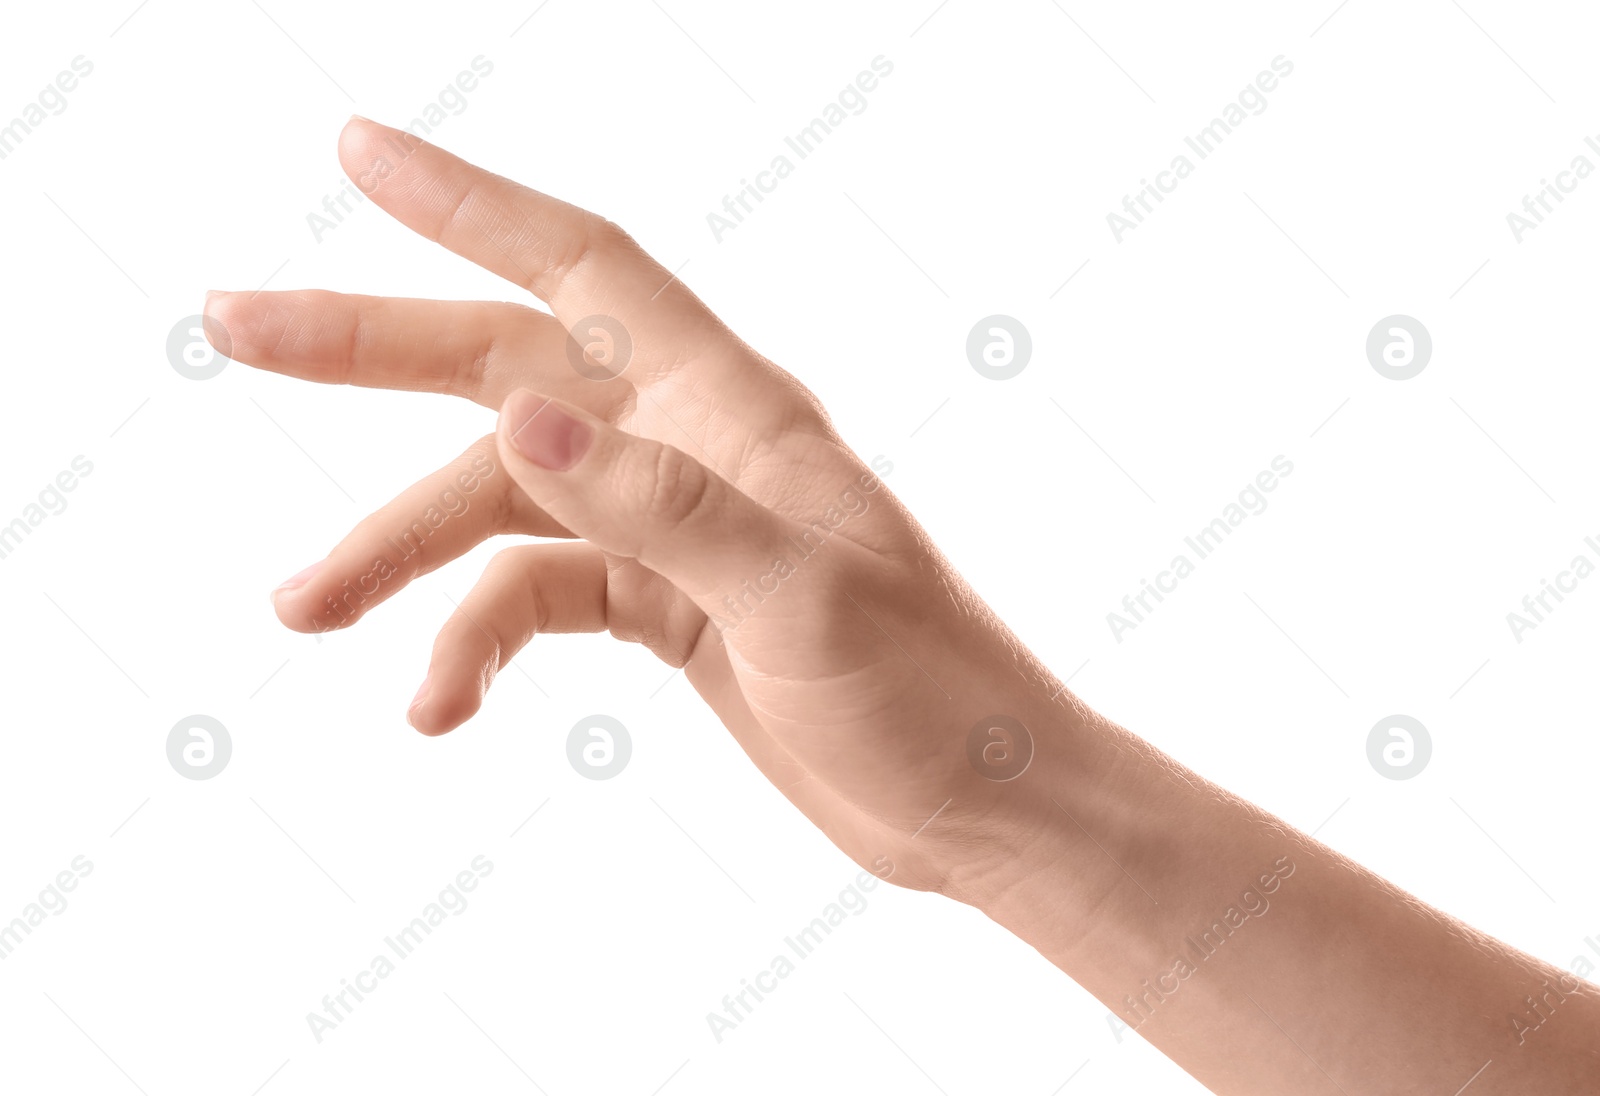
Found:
<box><xmin>407</xmin><ymin>673</ymin><xmax>432</xmax><ymax>727</ymax></box>
<box><xmin>274</xmin><ymin>559</ymin><xmax>325</xmax><ymax>595</ymax></box>
<box><xmin>505</xmin><ymin>392</ymin><xmax>592</xmax><ymax>471</ymax></box>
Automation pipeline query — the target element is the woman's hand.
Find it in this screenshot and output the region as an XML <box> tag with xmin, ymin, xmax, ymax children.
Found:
<box><xmin>206</xmin><ymin>117</ymin><xmax>1073</xmax><ymax>901</ymax></box>
<box><xmin>208</xmin><ymin>117</ymin><xmax>1600</xmax><ymax>1096</ymax></box>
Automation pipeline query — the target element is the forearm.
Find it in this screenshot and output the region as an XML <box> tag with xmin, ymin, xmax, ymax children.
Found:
<box><xmin>947</xmin><ymin>703</ymin><xmax>1600</xmax><ymax>1094</ymax></box>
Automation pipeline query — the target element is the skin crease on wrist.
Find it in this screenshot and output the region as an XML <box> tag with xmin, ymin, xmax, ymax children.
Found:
<box><xmin>206</xmin><ymin>116</ymin><xmax>1600</xmax><ymax>1095</ymax></box>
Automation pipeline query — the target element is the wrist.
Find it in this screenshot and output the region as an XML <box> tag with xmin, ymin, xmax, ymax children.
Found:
<box><xmin>938</xmin><ymin>699</ymin><xmax>1311</xmax><ymax>1010</ymax></box>
<box><xmin>932</xmin><ymin>702</ymin><xmax>1130</xmax><ymax>918</ymax></box>
<box><xmin>933</xmin><ymin>702</ymin><xmax>1214</xmax><ymax>982</ymax></box>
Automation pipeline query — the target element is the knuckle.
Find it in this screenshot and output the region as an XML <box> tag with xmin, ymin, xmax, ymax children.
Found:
<box><xmin>604</xmin><ymin>570</ymin><xmax>701</xmax><ymax>668</ymax></box>
<box><xmin>771</xmin><ymin>393</ymin><xmax>834</xmax><ymax>441</ymax></box>
<box><xmin>592</xmin><ymin>217</ymin><xmax>635</xmax><ymax>250</ymax></box>
<box><xmin>513</xmin><ymin>561</ymin><xmax>552</xmax><ymax>638</ymax></box>
<box><xmin>492</xmin><ymin>544</ymin><xmax>550</xmax><ymax>633</ymax></box>
<box><xmin>451</xmin><ymin>318</ymin><xmax>494</xmax><ymax>397</ymax></box>
<box><xmin>761</xmin><ymin>360</ymin><xmax>836</xmax><ymax>437</ymax></box>
<box><xmin>644</xmin><ymin>443</ymin><xmax>714</xmax><ymax>532</ymax></box>
<box><xmin>587</xmin><ymin>218</ymin><xmax>643</xmax><ymax>263</ymax></box>
<box><xmin>458</xmin><ymin>561</ymin><xmax>522</xmax><ymax>661</ymax></box>
<box><xmin>547</xmin><ymin>216</ymin><xmax>629</xmax><ymax>299</ymax></box>
<box><xmin>486</xmin><ymin>545</ymin><xmax>528</xmax><ymax>581</ymax></box>
<box><xmin>436</xmin><ymin>176</ymin><xmax>483</xmax><ymax>244</ymax></box>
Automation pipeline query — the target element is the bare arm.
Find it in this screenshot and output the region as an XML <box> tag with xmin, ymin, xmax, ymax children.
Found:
<box><xmin>955</xmin><ymin>701</ymin><xmax>1600</xmax><ymax>1094</ymax></box>
<box><xmin>214</xmin><ymin>116</ymin><xmax>1599</xmax><ymax>1095</ymax></box>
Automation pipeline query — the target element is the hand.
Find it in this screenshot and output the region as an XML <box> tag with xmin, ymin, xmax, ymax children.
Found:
<box><xmin>208</xmin><ymin>118</ymin><xmax>1600</xmax><ymax>1096</ymax></box>
<box><xmin>206</xmin><ymin>117</ymin><xmax>1072</xmax><ymax>899</ymax></box>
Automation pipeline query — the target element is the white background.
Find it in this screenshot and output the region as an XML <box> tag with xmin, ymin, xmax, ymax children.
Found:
<box><xmin>2</xmin><ymin>1</ymin><xmax>1597</xmax><ymax>1092</ymax></box>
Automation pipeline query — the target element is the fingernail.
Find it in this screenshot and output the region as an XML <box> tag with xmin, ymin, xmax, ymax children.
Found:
<box><xmin>349</xmin><ymin>113</ymin><xmax>371</xmax><ymax>123</ymax></box>
<box><xmin>506</xmin><ymin>393</ymin><xmax>591</xmax><ymax>471</ymax></box>
<box><xmin>407</xmin><ymin>673</ymin><xmax>432</xmax><ymax>726</ymax></box>
<box><xmin>273</xmin><ymin>559</ymin><xmax>325</xmax><ymax>596</ymax></box>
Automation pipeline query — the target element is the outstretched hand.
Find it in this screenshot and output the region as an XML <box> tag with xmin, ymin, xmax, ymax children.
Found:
<box><xmin>207</xmin><ymin>117</ymin><xmax>1073</xmax><ymax>899</ymax></box>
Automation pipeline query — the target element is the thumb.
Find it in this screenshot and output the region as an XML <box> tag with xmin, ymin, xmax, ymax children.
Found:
<box><xmin>494</xmin><ymin>388</ymin><xmax>797</xmax><ymax>604</ymax></box>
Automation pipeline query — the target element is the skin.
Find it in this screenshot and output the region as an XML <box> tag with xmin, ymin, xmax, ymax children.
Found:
<box><xmin>207</xmin><ymin>117</ymin><xmax>1600</xmax><ymax>1093</ymax></box>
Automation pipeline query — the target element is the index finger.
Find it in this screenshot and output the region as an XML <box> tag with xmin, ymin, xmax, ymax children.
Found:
<box><xmin>338</xmin><ymin>116</ymin><xmax>728</xmax><ymax>363</ymax></box>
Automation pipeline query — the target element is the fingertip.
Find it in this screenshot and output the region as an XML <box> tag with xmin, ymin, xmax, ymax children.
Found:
<box><xmin>203</xmin><ymin>287</ymin><xmax>234</xmax><ymax>318</ymax></box>
<box><xmin>406</xmin><ymin>672</ymin><xmax>434</xmax><ymax>733</ymax></box>
<box><xmin>409</xmin><ymin>709</ymin><xmax>456</xmax><ymax>736</ymax></box>
<box><xmin>496</xmin><ymin>387</ymin><xmax>545</xmax><ymax>460</ymax></box>
<box><xmin>498</xmin><ymin>387</ymin><xmax>546</xmax><ymax>426</ymax></box>
<box><xmin>267</xmin><ymin>559</ymin><xmax>330</xmax><ymax>629</ymax></box>
<box><xmin>270</xmin><ymin>591</ymin><xmax>327</xmax><ymax>634</ymax></box>
<box><xmin>269</xmin><ymin>589</ymin><xmax>299</xmax><ymax>629</ymax></box>
<box><xmin>271</xmin><ymin>587</ymin><xmax>357</xmax><ymax>635</ymax></box>
<box><xmin>408</xmin><ymin>672</ymin><xmax>481</xmax><ymax>736</ymax></box>
<box><xmin>498</xmin><ymin>389</ymin><xmax>591</xmax><ymax>472</ymax></box>
<box><xmin>340</xmin><ymin>113</ymin><xmax>378</xmax><ymax>142</ymax></box>
<box><xmin>275</xmin><ymin>559</ymin><xmax>326</xmax><ymax>593</ymax></box>
<box><xmin>337</xmin><ymin>115</ymin><xmax>424</xmax><ymax>186</ymax></box>
<box><xmin>337</xmin><ymin>114</ymin><xmax>383</xmax><ymax>174</ymax></box>
<box><xmin>201</xmin><ymin>291</ymin><xmax>240</xmax><ymax>358</ymax></box>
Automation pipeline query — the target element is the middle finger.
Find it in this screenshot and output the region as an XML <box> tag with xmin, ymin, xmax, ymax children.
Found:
<box><xmin>206</xmin><ymin>289</ymin><xmax>633</xmax><ymax>415</ymax></box>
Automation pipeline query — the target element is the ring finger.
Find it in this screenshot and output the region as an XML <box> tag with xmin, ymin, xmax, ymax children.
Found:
<box><xmin>271</xmin><ymin>434</ymin><xmax>562</xmax><ymax>633</ymax></box>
